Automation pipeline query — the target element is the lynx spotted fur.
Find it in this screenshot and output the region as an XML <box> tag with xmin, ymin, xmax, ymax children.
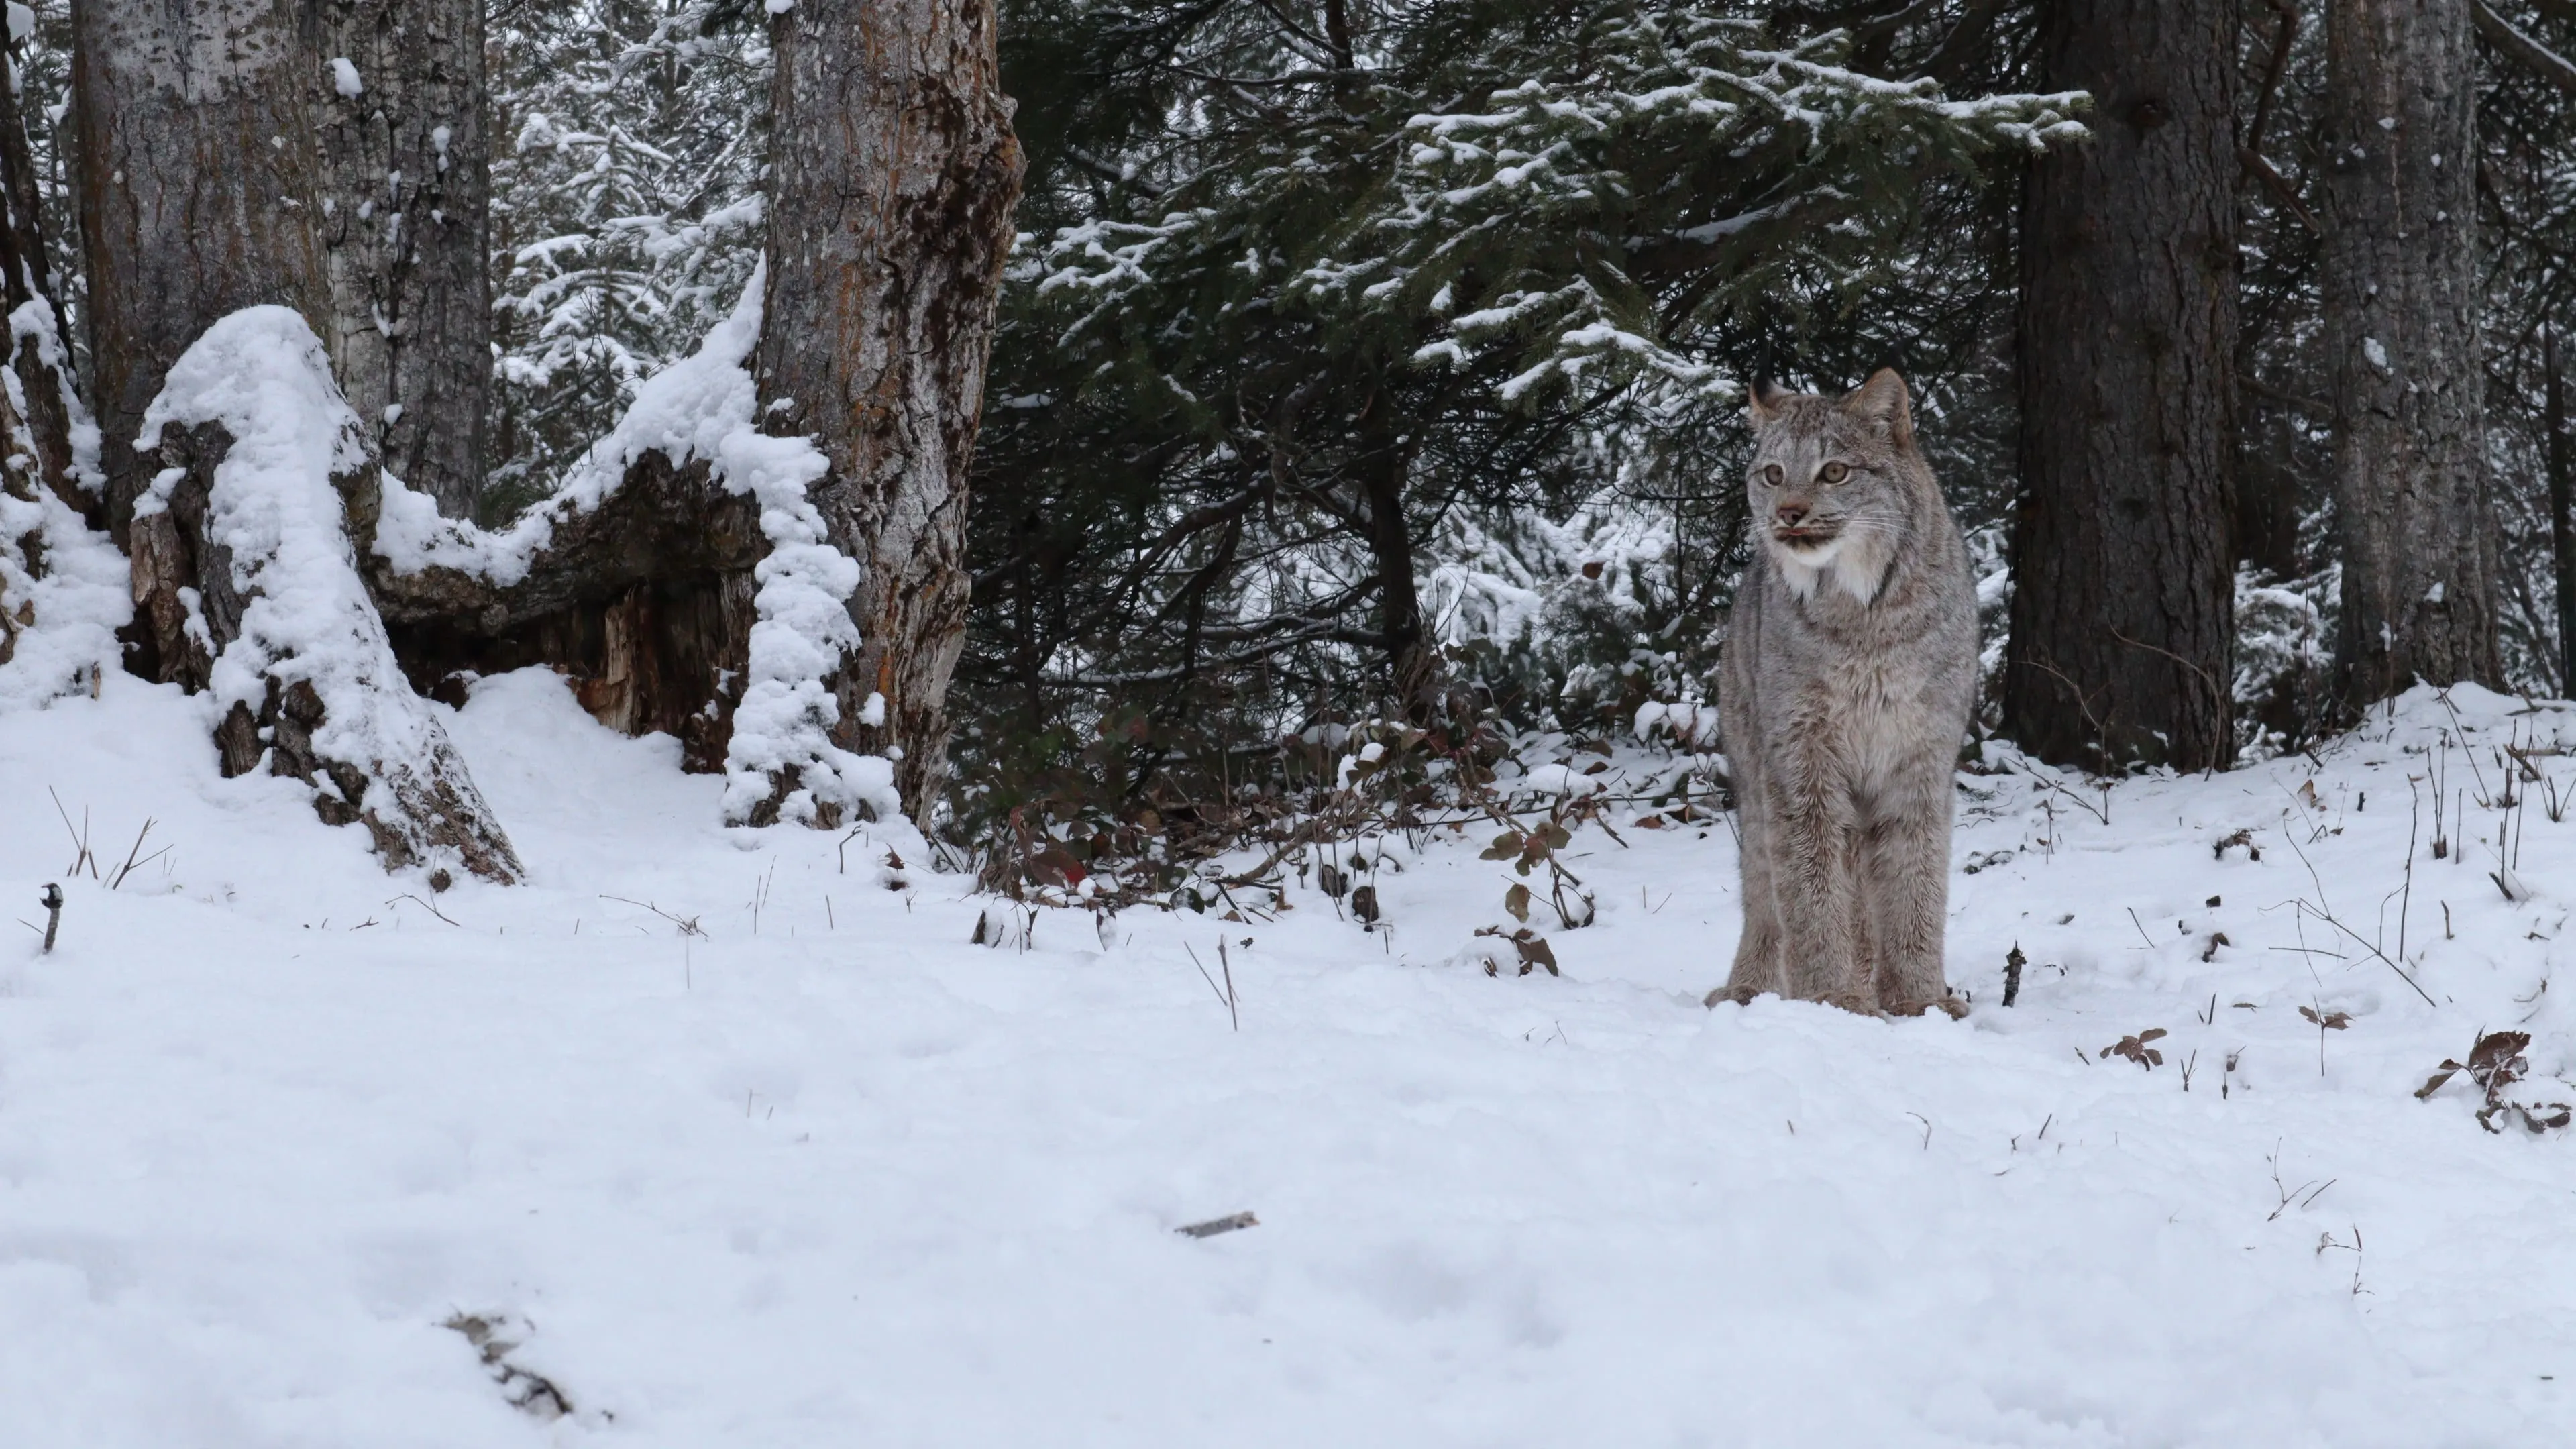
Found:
<box><xmin>1709</xmin><ymin>370</ymin><xmax>1977</xmax><ymax>1017</ymax></box>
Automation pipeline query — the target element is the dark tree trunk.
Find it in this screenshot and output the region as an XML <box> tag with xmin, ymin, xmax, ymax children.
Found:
<box><xmin>0</xmin><ymin>19</ymin><xmax>82</xmax><ymax>524</ymax></box>
<box><xmin>2235</xmin><ymin>400</ymin><xmax>2304</xmax><ymax>581</ymax></box>
<box><xmin>2548</xmin><ymin>325</ymin><xmax>2575</xmax><ymax>695</ymax></box>
<box><xmin>2001</xmin><ymin>0</ymin><xmax>2239</xmax><ymax>771</ymax></box>
<box><xmin>755</xmin><ymin>0</ymin><xmax>1023</xmax><ymax>824</ymax></box>
<box><xmin>74</xmin><ymin>0</ymin><xmax>518</xmax><ymax>881</ymax></box>
<box><xmin>74</xmin><ymin>0</ymin><xmax>329</xmax><ymax>557</ymax></box>
<box><xmin>1354</xmin><ymin>405</ymin><xmax>1447</xmax><ymax>729</ymax></box>
<box><xmin>2321</xmin><ymin>0</ymin><xmax>2502</xmax><ymax>708</ymax></box>
<box><xmin>313</xmin><ymin>0</ymin><xmax>491</xmax><ymax>520</ymax></box>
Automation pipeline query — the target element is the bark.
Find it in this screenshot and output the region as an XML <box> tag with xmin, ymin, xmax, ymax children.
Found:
<box><xmin>76</xmin><ymin>0</ymin><xmax>519</xmax><ymax>881</ymax></box>
<box><xmin>2001</xmin><ymin>0</ymin><xmax>2238</xmax><ymax>771</ymax></box>
<box><xmin>755</xmin><ymin>0</ymin><xmax>1022</xmax><ymax>823</ymax></box>
<box><xmin>2322</xmin><ymin>0</ymin><xmax>2502</xmax><ymax>708</ymax></box>
<box><xmin>74</xmin><ymin>0</ymin><xmax>330</xmax><ymax>553</ymax></box>
<box><xmin>312</xmin><ymin>0</ymin><xmax>491</xmax><ymax>519</ymax></box>
<box><xmin>2548</xmin><ymin>325</ymin><xmax>2575</xmax><ymax>694</ymax></box>
<box><xmin>0</xmin><ymin>20</ymin><xmax>82</xmax><ymax>524</ymax></box>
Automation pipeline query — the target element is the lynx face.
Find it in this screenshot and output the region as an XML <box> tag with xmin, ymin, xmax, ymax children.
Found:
<box><xmin>1742</xmin><ymin>374</ymin><xmax>1917</xmax><ymax>604</ymax></box>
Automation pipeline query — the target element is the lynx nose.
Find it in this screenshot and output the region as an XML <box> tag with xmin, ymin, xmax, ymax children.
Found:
<box><xmin>1774</xmin><ymin>503</ymin><xmax>1809</xmax><ymax>528</ymax></box>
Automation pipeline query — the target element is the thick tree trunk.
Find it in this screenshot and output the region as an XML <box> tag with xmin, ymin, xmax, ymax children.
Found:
<box><xmin>2321</xmin><ymin>0</ymin><xmax>2502</xmax><ymax>708</ymax></box>
<box><xmin>2548</xmin><ymin>325</ymin><xmax>2575</xmax><ymax>695</ymax></box>
<box><xmin>755</xmin><ymin>0</ymin><xmax>1022</xmax><ymax>824</ymax></box>
<box><xmin>0</xmin><ymin>19</ymin><xmax>83</xmax><ymax>524</ymax></box>
<box><xmin>313</xmin><ymin>0</ymin><xmax>491</xmax><ymax>520</ymax></box>
<box><xmin>74</xmin><ymin>0</ymin><xmax>518</xmax><ymax>881</ymax></box>
<box><xmin>74</xmin><ymin>0</ymin><xmax>329</xmax><ymax>557</ymax></box>
<box><xmin>2001</xmin><ymin>0</ymin><xmax>2238</xmax><ymax>771</ymax></box>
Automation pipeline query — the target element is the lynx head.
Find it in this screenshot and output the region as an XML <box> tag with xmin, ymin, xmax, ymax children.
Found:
<box><xmin>1742</xmin><ymin>368</ymin><xmax>1921</xmax><ymax>604</ymax></box>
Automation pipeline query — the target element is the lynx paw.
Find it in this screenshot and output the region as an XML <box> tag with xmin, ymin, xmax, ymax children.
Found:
<box><xmin>1886</xmin><ymin>995</ymin><xmax>1970</xmax><ymax>1020</ymax></box>
<box><xmin>1705</xmin><ymin>983</ymin><xmax>1762</xmax><ymax>1009</ymax></box>
<box><xmin>1819</xmin><ymin>988</ymin><xmax>1881</xmax><ymax>1017</ymax></box>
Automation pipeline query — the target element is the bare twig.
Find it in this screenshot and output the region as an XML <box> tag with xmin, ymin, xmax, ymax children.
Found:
<box><xmin>600</xmin><ymin>894</ymin><xmax>706</xmax><ymax>937</ymax></box>
<box><xmin>390</xmin><ymin>893</ymin><xmax>462</xmax><ymax>928</ymax></box>
<box><xmin>107</xmin><ymin>819</ymin><xmax>165</xmax><ymax>890</ymax></box>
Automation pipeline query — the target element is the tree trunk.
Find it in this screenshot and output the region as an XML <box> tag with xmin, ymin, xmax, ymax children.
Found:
<box><xmin>2548</xmin><ymin>324</ymin><xmax>2575</xmax><ymax>696</ymax></box>
<box><xmin>0</xmin><ymin>17</ymin><xmax>83</xmax><ymax>525</ymax></box>
<box><xmin>313</xmin><ymin>0</ymin><xmax>491</xmax><ymax>520</ymax></box>
<box><xmin>755</xmin><ymin>0</ymin><xmax>1022</xmax><ymax>824</ymax></box>
<box><xmin>2001</xmin><ymin>0</ymin><xmax>2239</xmax><ymax>772</ymax></box>
<box><xmin>2234</xmin><ymin>400</ymin><xmax>2304</xmax><ymax>582</ymax></box>
<box><xmin>2321</xmin><ymin>0</ymin><xmax>2502</xmax><ymax>708</ymax></box>
<box><xmin>75</xmin><ymin>0</ymin><xmax>519</xmax><ymax>881</ymax></box>
<box><xmin>74</xmin><ymin>0</ymin><xmax>329</xmax><ymax>557</ymax></box>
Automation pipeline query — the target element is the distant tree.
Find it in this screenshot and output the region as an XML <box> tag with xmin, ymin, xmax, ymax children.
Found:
<box><xmin>2322</xmin><ymin>0</ymin><xmax>2503</xmax><ymax>707</ymax></box>
<box><xmin>315</xmin><ymin>0</ymin><xmax>492</xmax><ymax>520</ymax></box>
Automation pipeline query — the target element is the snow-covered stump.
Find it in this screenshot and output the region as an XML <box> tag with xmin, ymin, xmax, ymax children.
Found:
<box><xmin>366</xmin><ymin>272</ymin><xmax>896</xmax><ymax>832</ymax></box>
<box><xmin>131</xmin><ymin>308</ymin><xmax>520</xmax><ymax>883</ymax></box>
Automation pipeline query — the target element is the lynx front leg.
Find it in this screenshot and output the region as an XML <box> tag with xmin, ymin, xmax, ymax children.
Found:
<box><xmin>1770</xmin><ymin>765</ymin><xmax>1868</xmax><ymax>1014</ymax></box>
<box><xmin>1866</xmin><ymin>769</ymin><xmax>1962</xmax><ymax>1018</ymax></box>
<box><xmin>1713</xmin><ymin>767</ymin><xmax>1785</xmax><ymax>1006</ymax></box>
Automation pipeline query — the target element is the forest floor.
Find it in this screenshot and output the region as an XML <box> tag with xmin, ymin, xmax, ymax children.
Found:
<box><xmin>5</xmin><ymin>672</ymin><xmax>2575</xmax><ymax>1446</ymax></box>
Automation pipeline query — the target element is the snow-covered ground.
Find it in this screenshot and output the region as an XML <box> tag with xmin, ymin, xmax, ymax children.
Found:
<box><xmin>6</xmin><ymin>673</ymin><xmax>2575</xmax><ymax>1446</ymax></box>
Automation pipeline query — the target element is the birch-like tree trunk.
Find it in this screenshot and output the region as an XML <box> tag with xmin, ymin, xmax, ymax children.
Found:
<box><xmin>74</xmin><ymin>0</ymin><xmax>519</xmax><ymax>881</ymax></box>
<box><xmin>754</xmin><ymin>0</ymin><xmax>1022</xmax><ymax>822</ymax></box>
<box><xmin>314</xmin><ymin>0</ymin><xmax>491</xmax><ymax>520</ymax></box>
<box><xmin>2322</xmin><ymin>0</ymin><xmax>2502</xmax><ymax>707</ymax></box>
<box><xmin>2001</xmin><ymin>0</ymin><xmax>2237</xmax><ymax>772</ymax></box>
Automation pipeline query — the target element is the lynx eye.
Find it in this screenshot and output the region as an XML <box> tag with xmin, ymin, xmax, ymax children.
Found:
<box><xmin>1817</xmin><ymin>460</ymin><xmax>1849</xmax><ymax>485</ymax></box>
<box><xmin>1761</xmin><ymin>463</ymin><xmax>1784</xmax><ymax>488</ymax></box>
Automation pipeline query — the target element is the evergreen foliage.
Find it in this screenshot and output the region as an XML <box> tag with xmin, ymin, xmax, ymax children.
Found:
<box><xmin>961</xmin><ymin>0</ymin><xmax>2079</xmax><ymax>843</ymax></box>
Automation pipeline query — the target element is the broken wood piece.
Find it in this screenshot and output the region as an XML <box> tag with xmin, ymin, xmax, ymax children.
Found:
<box><xmin>1175</xmin><ymin>1211</ymin><xmax>1258</xmax><ymax>1239</ymax></box>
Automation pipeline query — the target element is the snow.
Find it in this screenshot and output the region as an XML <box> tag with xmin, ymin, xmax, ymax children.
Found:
<box><xmin>7</xmin><ymin>678</ymin><xmax>2576</xmax><ymax>1444</ymax></box>
<box><xmin>330</xmin><ymin>57</ymin><xmax>363</xmax><ymax>99</ymax></box>
<box><xmin>372</xmin><ymin>270</ymin><xmax>886</xmax><ymax>825</ymax></box>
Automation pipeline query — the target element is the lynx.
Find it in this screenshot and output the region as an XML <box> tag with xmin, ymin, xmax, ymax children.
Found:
<box><xmin>1708</xmin><ymin>370</ymin><xmax>1978</xmax><ymax>1018</ymax></box>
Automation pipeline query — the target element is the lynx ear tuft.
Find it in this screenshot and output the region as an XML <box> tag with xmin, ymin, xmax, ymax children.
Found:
<box><xmin>1841</xmin><ymin>368</ymin><xmax>1913</xmax><ymax>446</ymax></box>
<box><xmin>1746</xmin><ymin>379</ymin><xmax>1798</xmax><ymax>427</ymax></box>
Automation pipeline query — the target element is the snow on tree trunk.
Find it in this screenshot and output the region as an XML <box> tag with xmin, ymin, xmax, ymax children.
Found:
<box><xmin>140</xmin><ymin>309</ymin><xmax>519</xmax><ymax>881</ymax></box>
<box><xmin>2002</xmin><ymin>0</ymin><xmax>2239</xmax><ymax>771</ymax></box>
<box><xmin>753</xmin><ymin>0</ymin><xmax>1022</xmax><ymax>824</ymax></box>
<box><xmin>2322</xmin><ymin>0</ymin><xmax>2504</xmax><ymax>708</ymax></box>
<box><xmin>315</xmin><ymin>0</ymin><xmax>491</xmax><ymax>521</ymax></box>
<box><xmin>73</xmin><ymin>0</ymin><xmax>519</xmax><ymax>880</ymax></box>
